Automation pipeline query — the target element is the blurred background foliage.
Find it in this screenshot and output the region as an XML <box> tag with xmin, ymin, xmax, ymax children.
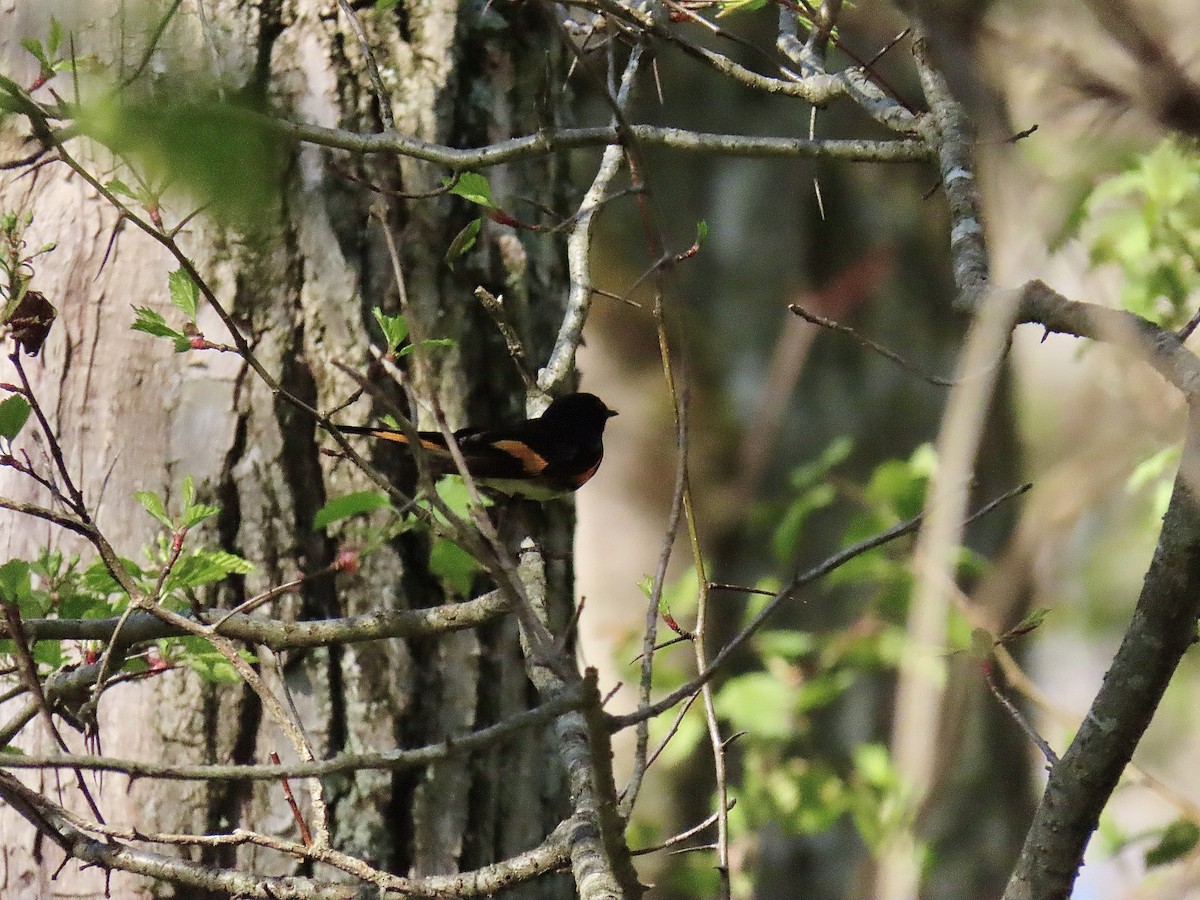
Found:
<box><xmin>569</xmin><ymin>2</ymin><xmax>1200</xmax><ymax>899</ymax></box>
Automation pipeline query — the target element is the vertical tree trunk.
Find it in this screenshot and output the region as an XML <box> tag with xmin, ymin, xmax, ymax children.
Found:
<box><xmin>0</xmin><ymin>1</ymin><xmax>571</xmax><ymax>895</ymax></box>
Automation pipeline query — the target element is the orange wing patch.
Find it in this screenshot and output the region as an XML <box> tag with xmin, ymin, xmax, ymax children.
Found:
<box><xmin>365</xmin><ymin>431</ymin><xmax>450</xmax><ymax>454</ymax></box>
<box><xmin>490</xmin><ymin>439</ymin><xmax>549</xmax><ymax>476</ymax></box>
<box><xmin>365</xmin><ymin>429</ymin><xmax>412</xmax><ymax>446</ymax></box>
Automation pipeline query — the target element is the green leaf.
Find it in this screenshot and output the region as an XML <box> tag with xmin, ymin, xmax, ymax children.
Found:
<box><xmin>772</xmin><ymin>482</ymin><xmax>835</xmax><ymax>562</ymax></box>
<box><xmin>83</xmin><ymin>556</ymin><xmax>142</xmax><ymax>596</ymax></box>
<box><xmin>852</xmin><ymin>742</ymin><xmax>896</xmax><ymax>789</ymax></box>
<box><xmin>48</xmin><ymin>18</ymin><xmax>63</xmax><ymax>57</ymax></box>
<box><xmin>790</xmin><ymin>437</ymin><xmax>854</xmax><ymax>491</ymax></box>
<box><xmin>166</xmin><ymin>550</ymin><xmax>254</xmax><ymax>591</ymax></box>
<box><xmin>372</xmin><ymin>308</ymin><xmax>408</xmax><ymax>353</ymax></box>
<box><xmin>20</xmin><ymin>38</ymin><xmax>49</xmax><ymax>68</ymax></box>
<box><xmin>1145</xmin><ymin>819</ymin><xmax>1200</xmax><ymax>869</ymax></box>
<box><xmin>131</xmin><ymin>306</ymin><xmax>190</xmax><ymax>352</ymax></box>
<box><xmin>865</xmin><ymin>446</ymin><xmax>934</xmax><ymax>520</ymax></box>
<box><xmin>755</xmin><ymin>630</ymin><xmax>817</xmax><ymax>660</ymax></box>
<box><xmin>652</xmin><ymin>707</ymin><xmax>707</xmax><ymax>768</ymax></box>
<box><xmin>397</xmin><ymin>337</ymin><xmax>456</xmax><ymax>358</ymax></box>
<box><xmin>168</xmin><ymin>269</ymin><xmax>199</xmax><ymax>320</ymax></box>
<box><xmin>182</xmin><ymin>501</ymin><xmax>220</xmax><ymax>529</ymax></box>
<box><xmin>714</xmin><ymin>672</ymin><xmax>795</xmax><ymax>739</ymax></box>
<box><xmin>77</xmin><ymin>95</ymin><xmax>288</xmax><ymax>227</ymax></box>
<box><xmin>313</xmin><ymin>490</ymin><xmax>392</xmax><ymax>530</ymax></box>
<box><xmin>0</xmin><ymin>395</ymin><xmax>32</xmax><ymax>441</ymax></box>
<box><xmin>696</xmin><ymin>220</ymin><xmax>708</xmax><ymax>243</ymax></box>
<box><xmin>175</xmin><ymin>635</ymin><xmax>252</xmax><ymax>684</ymax></box>
<box><xmin>105</xmin><ymin>178</ymin><xmax>136</xmax><ymax>199</ymax></box>
<box><xmin>444</xmin><ymin>218</ymin><xmax>482</xmax><ymax>267</ymax></box>
<box><xmin>445</xmin><ymin>172</ymin><xmax>495</xmax><ymax>208</ymax></box>
<box><xmin>429</xmin><ymin>538</ymin><xmax>479</xmax><ymax>595</ymax></box>
<box><xmin>433</xmin><ymin>475</ymin><xmax>492</xmax><ymax>520</ymax></box>
<box><xmin>796</xmin><ymin>669</ymin><xmax>856</xmax><ymax>712</ymax></box>
<box><xmin>714</xmin><ymin>0</ymin><xmax>770</xmax><ymax>15</ymax></box>
<box><xmin>0</xmin><ymin>559</ymin><xmax>31</xmax><ymax>604</ymax></box>
<box><xmin>135</xmin><ymin>490</ymin><xmax>173</xmax><ymax>528</ymax></box>
<box><xmin>1001</xmin><ymin>607</ymin><xmax>1051</xmax><ymax>642</ymax></box>
<box><xmin>33</xmin><ymin>639</ymin><xmax>63</xmax><ymax>669</ymax></box>
<box><xmin>375</xmin><ymin>0</ymin><xmax>400</xmax><ymax>9</ymax></box>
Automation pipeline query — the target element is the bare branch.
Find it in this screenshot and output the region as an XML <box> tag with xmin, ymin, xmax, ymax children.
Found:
<box><xmin>1</xmin><ymin>684</ymin><xmax>581</xmax><ymax>780</ymax></box>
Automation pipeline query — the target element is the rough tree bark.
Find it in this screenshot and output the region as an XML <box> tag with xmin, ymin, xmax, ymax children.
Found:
<box><xmin>0</xmin><ymin>1</ymin><xmax>573</xmax><ymax>895</ymax></box>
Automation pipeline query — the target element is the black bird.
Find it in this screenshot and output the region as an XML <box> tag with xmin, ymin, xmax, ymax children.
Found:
<box><xmin>337</xmin><ymin>392</ymin><xmax>617</xmax><ymax>500</ymax></box>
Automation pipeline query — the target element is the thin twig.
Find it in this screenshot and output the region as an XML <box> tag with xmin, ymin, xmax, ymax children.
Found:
<box><xmin>981</xmin><ymin>660</ymin><xmax>1057</xmax><ymax>767</ymax></box>
<box><xmin>336</xmin><ymin>0</ymin><xmax>395</xmax><ymax>130</ymax></box>
<box><xmin>632</xmin><ymin>802</ymin><xmax>733</xmax><ymax>855</ymax></box>
<box><xmin>609</xmin><ymin>483</ymin><xmax>1031</xmax><ymax>731</ymax></box>
<box><xmin>789</xmin><ymin>303</ymin><xmax>957</xmax><ymax>386</ymax></box>
<box><xmin>270</xmin><ymin>750</ymin><xmax>314</xmax><ymax>846</ymax></box>
<box><xmin>474</xmin><ymin>287</ymin><xmax>536</xmax><ymax>391</ymax></box>
<box><xmin>539</xmin><ymin>42</ymin><xmax>642</xmax><ymax>391</ymax></box>
<box><xmin>621</xmin><ymin>376</ymin><xmax>689</xmax><ymax>817</ymax></box>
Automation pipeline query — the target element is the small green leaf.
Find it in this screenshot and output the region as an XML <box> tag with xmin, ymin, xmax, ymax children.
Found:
<box><xmin>134</xmin><ymin>490</ymin><xmax>173</xmax><ymax>528</ymax></box>
<box><xmin>852</xmin><ymin>743</ymin><xmax>896</xmax><ymax>789</ymax></box>
<box><xmin>48</xmin><ymin>18</ymin><xmax>63</xmax><ymax>57</ymax></box>
<box><xmin>175</xmin><ymin>475</ymin><xmax>220</xmax><ymax>527</ymax></box>
<box><xmin>105</xmin><ymin>178</ymin><xmax>137</xmax><ymax>199</ymax></box>
<box><xmin>166</xmin><ymin>550</ymin><xmax>254</xmax><ymax>590</ymax></box>
<box><xmin>397</xmin><ymin>337</ymin><xmax>456</xmax><ymax>357</ymax></box>
<box><xmin>433</xmin><ymin>475</ymin><xmax>492</xmax><ymax>520</ymax></box>
<box><xmin>182</xmin><ymin>501</ymin><xmax>221</xmax><ymax>529</ymax></box>
<box><xmin>83</xmin><ymin>556</ymin><xmax>142</xmax><ymax>595</ymax></box>
<box><xmin>755</xmin><ymin>630</ymin><xmax>817</xmax><ymax>660</ymax></box>
<box><xmin>445</xmin><ymin>172</ymin><xmax>494</xmax><ymax>208</ymax></box>
<box><xmin>131</xmin><ymin>306</ymin><xmax>190</xmax><ymax>352</ymax></box>
<box><xmin>20</xmin><ymin>38</ymin><xmax>49</xmax><ymax>68</ymax></box>
<box><xmin>372</xmin><ymin>308</ymin><xmax>409</xmax><ymax>353</ymax></box>
<box><xmin>168</xmin><ymin>269</ymin><xmax>199</xmax><ymax>320</ymax></box>
<box><xmin>0</xmin><ymin>559</ymin><xmax>32</xmax><ymax>604</ymax></box>
<box><xmin>375</xmin><ymin>0</ymin><xmax>400</xmax><ymax>9</ymax></box>
<box><xmin>34</xmin><ymin>640</ymin><xmax>63</xmax><ymax>669</ymax></box>
<box><xmin>176</xmin><ymin>636</ymin><xmax>252</xmax><ymax>684</ymax></box>
<box><xmin>1000</xmin><ymin>607</ymin><xmax>1051</xmax><ymax>642</ymax></box>
<box><xmin>696</xmin><ymin>220</ymin><xmax>708</xmax><ymax>243</ymax></box>
<box><xmin>714</xmin><ymin>672</ymin><xmax>795</xmax><ymax>739</ymax></box>
<box><xmin>313</xmin><ymin>491</ymin><xmax>392</xmax><ymax>530</ymax></box>
<box><xmin>714</xmin><ymin>0</ymin><xmax>769</xmax><ymax>16</ymax></box>
<box><xmin>445</xmin><ymin>218</ymin><xmax>482</xmax><ymax>267</ymax></box>
<box><xmin>0</xmin><ymin>395</ymin><xmax>32</xmax><ymax>441</ymax></box>
<box><xmin>1145</xmin><ymin>819</ymin><xmax>1200</xmax><ymax>869</ymax></box>
<box><xmin>796</xmin><ymin>669</ymin><xmax>856</xmax><ymax>712</ymax></box>
<box><xmin>429</xmin><ymin>538</ymin><xmax>479</xmax><ymax>595</ymax></box>
<box><xmin>772</xmin><ymin>482</ymin><xmax>835</xmax><ymax>562</ymax></box>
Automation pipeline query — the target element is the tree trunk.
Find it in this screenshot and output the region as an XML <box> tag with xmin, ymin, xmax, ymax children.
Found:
<box><xmin>0</xmin><ymin>1</ymin><xmax>572</xmax><ymax>895</ymax></box>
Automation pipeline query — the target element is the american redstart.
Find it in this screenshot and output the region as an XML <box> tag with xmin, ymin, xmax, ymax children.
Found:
<box><xmin>337</xmin><ymin>392</ymin><xmax>617</xmax><ymax>500</ymax></box>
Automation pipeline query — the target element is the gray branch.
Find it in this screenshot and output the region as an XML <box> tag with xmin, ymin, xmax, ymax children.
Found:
<box><xmin>262</xmin><ymin>115</ymin><xmax>931</xmax><ymax>167</ymax></box>
<box><xmin>0</xmin><ymin>685</ymin><xmax>580</xmax><ymax>780</ymax></box>
<box><xmin>1003</xmin><ymin>423</ymin><xmax>1200</xmax><ymax>899</ymax></box>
